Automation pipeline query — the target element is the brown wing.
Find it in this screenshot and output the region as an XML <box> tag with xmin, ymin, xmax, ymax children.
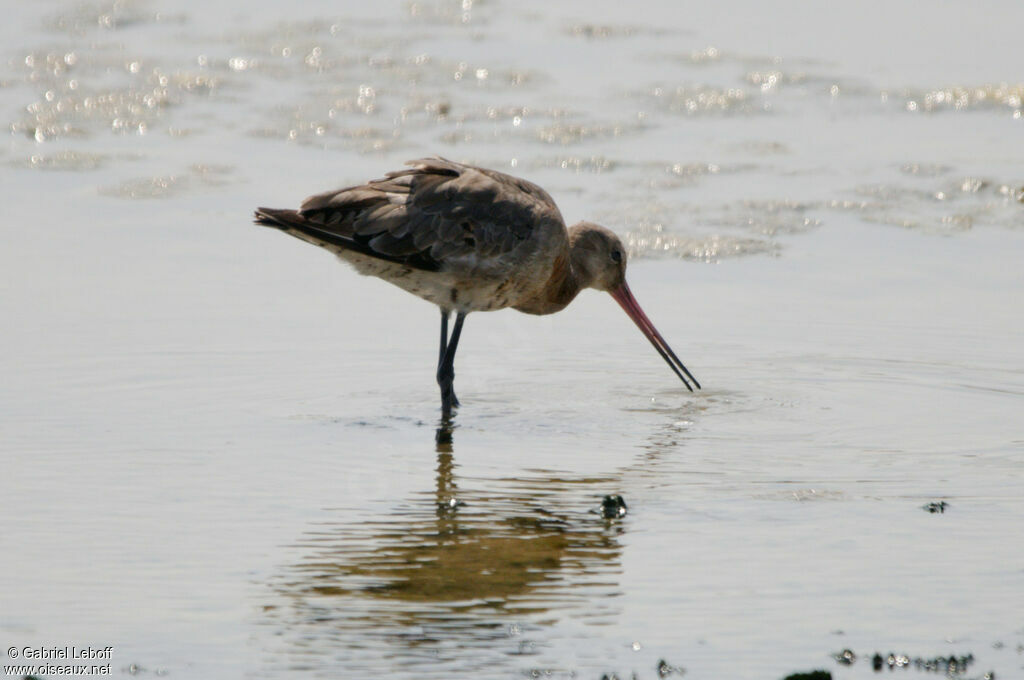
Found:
<box><xmin>256</xmin><ymin>157</ymin><xmax>565</xmax><ymax>273</ymax></box>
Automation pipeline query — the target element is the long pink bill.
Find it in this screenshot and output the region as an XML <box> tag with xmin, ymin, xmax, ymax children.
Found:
<box><xmin>610</xmin><ymin>282</ymin><xmax>701</xmax><ymax>392</ymax></box>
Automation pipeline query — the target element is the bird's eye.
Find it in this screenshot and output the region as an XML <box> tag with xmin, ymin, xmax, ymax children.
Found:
<box><xmin>610</xmin><ymin>249</ymin><xmax>622</xmax><ymax>263</ymax></box>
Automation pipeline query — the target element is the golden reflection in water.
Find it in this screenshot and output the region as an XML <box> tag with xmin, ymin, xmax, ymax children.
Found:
<box><xmin>266</xmin><ymin>419</ymin><xmax>627</xmax><ymax>670</ymax></box>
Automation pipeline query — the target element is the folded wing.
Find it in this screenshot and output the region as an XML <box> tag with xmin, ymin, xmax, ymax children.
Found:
<box><xmin>255</xmin><ymin>157</ymin><xmax>565</xmax><ymax>274</ymax></box>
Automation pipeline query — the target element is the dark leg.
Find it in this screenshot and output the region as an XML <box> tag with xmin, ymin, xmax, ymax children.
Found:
<box><xmin>437</xmin><ymin>312</ymin><xmax>466</xmax><ymax>416</ymax></box>
<box><xmin>437</xmin><ymin>309</ymin><xmax>454</xmax><ymax>411</ymax></box>
<box><xmin>439</xmin><ymin>309</ymin><xmax>450</xmax><ymax>367</ymax></box>
<box><xmin>435</xmin><ymin>310</ymin><xmax>456</xmax><ymax>444</ymax></box>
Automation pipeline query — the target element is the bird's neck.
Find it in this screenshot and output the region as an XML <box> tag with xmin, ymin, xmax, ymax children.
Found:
<box><xmin>513</xmin><ymin>242</ymin><xmax>593</xmax><ymax>316</ymax></box>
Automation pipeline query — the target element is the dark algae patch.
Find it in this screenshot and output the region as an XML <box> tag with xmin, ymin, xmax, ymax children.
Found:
<box><xmin>600</xmin><ymin>494</ymin><xmax>628</xmax><ymax>519</ymax></box>
<box><xmin>833</xmin><ymin>648</ymin><xmax>856</xmax><ymax>665</ymax></box>
<box><xmin>592</xmin><ymin>658</ymin><xmax>686</xmax><ymax>679</ymax></box>
<box><xmin>830</xmin><ymin>650</ymin><xmax>994</xmax><ymax>678</ymax></box>
<box><xmin>656</xmin><ymin>658</ymin><xmax>685</xmax><ymax>677</ymax></box>
<box><xmin>782</xmin><ymin>672</ymin><xmax>832</xmax><ymax>680</ymax></box>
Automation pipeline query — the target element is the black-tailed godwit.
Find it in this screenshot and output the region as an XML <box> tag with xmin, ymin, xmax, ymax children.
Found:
<box><xmin>255</xmin><ymin>157</ymin><xmax>700</xmax><ymax>416</ymax></box>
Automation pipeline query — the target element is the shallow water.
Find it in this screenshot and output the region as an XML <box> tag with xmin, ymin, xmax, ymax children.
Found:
<box><xmin>2</xmin><ymin>0</ymin><xmax>1023</xmax><ymax>678</ymax></box>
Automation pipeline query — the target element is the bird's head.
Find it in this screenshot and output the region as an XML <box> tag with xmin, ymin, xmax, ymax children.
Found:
<box><xmin>567</xmin><ymin>221</ymin><xmax>701</xmax><ymax>392</ymax></box>
<box><xmin>567</xmin><ymin>222</ymin><xmax>628</xmax><ymax>293</ymax></box>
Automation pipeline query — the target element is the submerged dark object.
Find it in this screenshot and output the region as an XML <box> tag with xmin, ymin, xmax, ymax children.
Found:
<box><xmin>600</xmin><ymin>495</ymin><xmax>628</xmax><ymax>519</ymax></box>
<box><xmin>436</xmin><ymin>497</ymin><xmax>465</xmax><ymax>514</ymax></box>
<box><xmin>866</xmin><ymin>651</ymin><xmax>978</xmax><ymax>674</ymax></box>
<box><xmin>656</xmin><ymin>658</ymin><xmax>685</xmax><ymax>677</ymax></box>
<box><xmin>832</xmin><ymin>649</ymin><xmax>856</xmax><ymax>665</ymax></box>
<box><xmin>923</xmin><ymin>500</ymin><xmax>949</xmax><ymax>513</ymax></box>
<box><xmin>782</xmin><ymin>671</ymin><xmax>831</xmax><ymax>680</ymax></box>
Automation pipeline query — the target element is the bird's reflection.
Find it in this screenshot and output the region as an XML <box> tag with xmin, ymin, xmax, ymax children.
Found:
<box><xmin>435</xmin><ymin>413</ymin><xmax>456</xmax><ymax>450</ymax></box>
<box><xmin>266</xmin><ymin>417</ymin><xmax>627</xmax><ymax>671</ymax></box>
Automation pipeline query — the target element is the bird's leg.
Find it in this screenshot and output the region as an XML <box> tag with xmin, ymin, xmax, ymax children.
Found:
<box><xmin>437</xmin><ymin>309</ymin><xmax>456</xmax><ymax>412</ymax></box>
<box><xmin>439</xmin><ymin>309</ymin><xmax>450</xmax><ymax>367</ymax></box>
<box><xmin>437</xmin><ymin>312</ymin><xmax>466</xmax><ymax>416</ymax></box>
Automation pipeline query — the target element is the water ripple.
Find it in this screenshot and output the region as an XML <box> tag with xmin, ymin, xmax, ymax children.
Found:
<box><xmin>264</xmin><ymin>455</ymin><xmax>627</xmax><ymax>675</ymax></box>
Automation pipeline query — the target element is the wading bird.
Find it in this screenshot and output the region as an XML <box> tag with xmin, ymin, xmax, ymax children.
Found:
<box><xmin>255</xmin><ymin>157</ymin><xmax>700</xmax><ymax>416</ymax></box>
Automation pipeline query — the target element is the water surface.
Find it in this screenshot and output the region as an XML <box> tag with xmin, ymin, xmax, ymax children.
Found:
<box><xmin>2</xmin><ymin>1</ymin><xmax>1023</xmax><ymax>678</ymax></box>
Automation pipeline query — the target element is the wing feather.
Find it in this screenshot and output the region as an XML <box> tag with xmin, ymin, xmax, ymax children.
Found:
<box><xmin>259</xmin><ymin>157</ymin><xmax>566</xmax><ymax>275</ymax></box>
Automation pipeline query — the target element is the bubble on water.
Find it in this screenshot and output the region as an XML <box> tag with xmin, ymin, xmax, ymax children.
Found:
<box><xmin>894</xmin><ymin>83</ymin><xmax>1024</xmax><ymax>115</ymax></box>
<box><xmin>668</xmin><ymin>161</ymin><xmax>722</xmax><ymax>176</ymax></box>
<box><xmin>646</xmin><ymin>84</ymin><xmax>758</xmax><ymax>116</ymax></box>
<box><xmin>750</xmin><ymin>488</ymin><xmax>846</xmax><ymax>501</ymax></box>
<box><xmin>189</xmin><ymin>163</ymin><xmax>235</xmax><ymax>186</ymax></box>
<box><xmin>900</xmin><ymin>163</ymin><xmax>953</xmax><ymax>177</ymax></box>
<box><xmin>626</xmin><ymin>228</ymin><xmax>778</xmax><ymax>262</ymax></box>
<box><xmin>45</xmin><ymin>0</ymin><xmax>158</xmax><ymax>34</ymax></box>
<box><xmin>600</xmin><ymin>196</ymin><xmax>809</xmax><ymax>260</ymax></box>
<box><xmin>406</xmin><ymin>0</ymin><xmax>483</xmax><ymax>25</ymax></box>
<box><xmin>11</xmin><ymin>53</ymin><xmax>221</xmax><ymax>142</ymax></box>
<box><xmin>747</xmin><ymin>69</ymin><xmax>808</xmax><ymax>93</ymax></box>
<box><xmin>627</xmin><ymin>160</ymin><xmax>761</xmax><ymax>191</ymax></box>
<box><xmin>232</xmin><ymin>38</ymin><xmax>540</xmax><ymax>150</ymax></box>
<box><xmin>676</xmin><ymin>199</ymin><xmax>822</xmax><ymax>237</ymax></box>
<box><xmin>688</xmin><ymin>45</ymin><xmax>721</xmax><ymax>63</ymax></box>
<box><xmin>96</xmin><ymin>164</ymin><xmax>235</xmax><ymax>199</ymax></box>
<box><xmin>563</xmin><ymin>23</ymin><xmax>669</xmax><ymax>40</ymax></box>
<box><xmin>304</xmin><ymin>47</ymin><xmax>324</xmax><ymax>70</ymax></box>
<box><xmin>846</xmin><ymin>177</ymin><xmax>1024</xmax><ymax>233</ymax></box>
<box><xmin>99</xmin><ymin>174</ymin><xmax>188</xmax><ymax>199</ymax></box>
<box><xmin>14</xmin><ymin>150</ymin><xmax>109</xmax><ymax>171</ymax></box>
<box><xmin>618</xmin><ymin>208</ymin><xmax>778</xmax><ymax>261</ymax></box>
<box><xmin>732</xmin><ymin>140</ymin><xmax>790</xmax><ymax>155</ymax></box>
<box><xmin>958</xmin><ymin>177</ymin><xmax>986</xmax><ymax>194</ymax></box>
<box><xmin>569</xmin><ymin>24</ymin><xmax>622</xmax><ymax>39</ymax></box>
<box><xmin>535</xmin><ymin>120</ymin><xmax>644</xmax><ymax>145</ymax></box>
<box><xmin>531</xmin><ymin>156</ymin><xmax>618</xmax><ymax>173</ymax></box>
<box><xmin>356</xmin><ymin>85</ymin><xmax>376</xmax><ymax>113</ymax></box>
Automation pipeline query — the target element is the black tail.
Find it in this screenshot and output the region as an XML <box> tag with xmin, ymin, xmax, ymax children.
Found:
<box><xmin>254</xmin><ymin>206</ymin><xmax>361</xmax><ymax>253</ymax></box>
<box><xmin>253</xmin><ymin>207</ymin><xmax>298</xmax><ymax>228</ymax></box>
<box><xmin>253</xmin><ymin>206</ymin><xmax>440</xmax><ymax>271</ymax></box>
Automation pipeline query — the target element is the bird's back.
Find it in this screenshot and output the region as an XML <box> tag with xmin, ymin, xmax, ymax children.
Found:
<box><xmin>255</xmin><ymin>157</ymin><xmax>571</xmax><ymax>312</ymax></box>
